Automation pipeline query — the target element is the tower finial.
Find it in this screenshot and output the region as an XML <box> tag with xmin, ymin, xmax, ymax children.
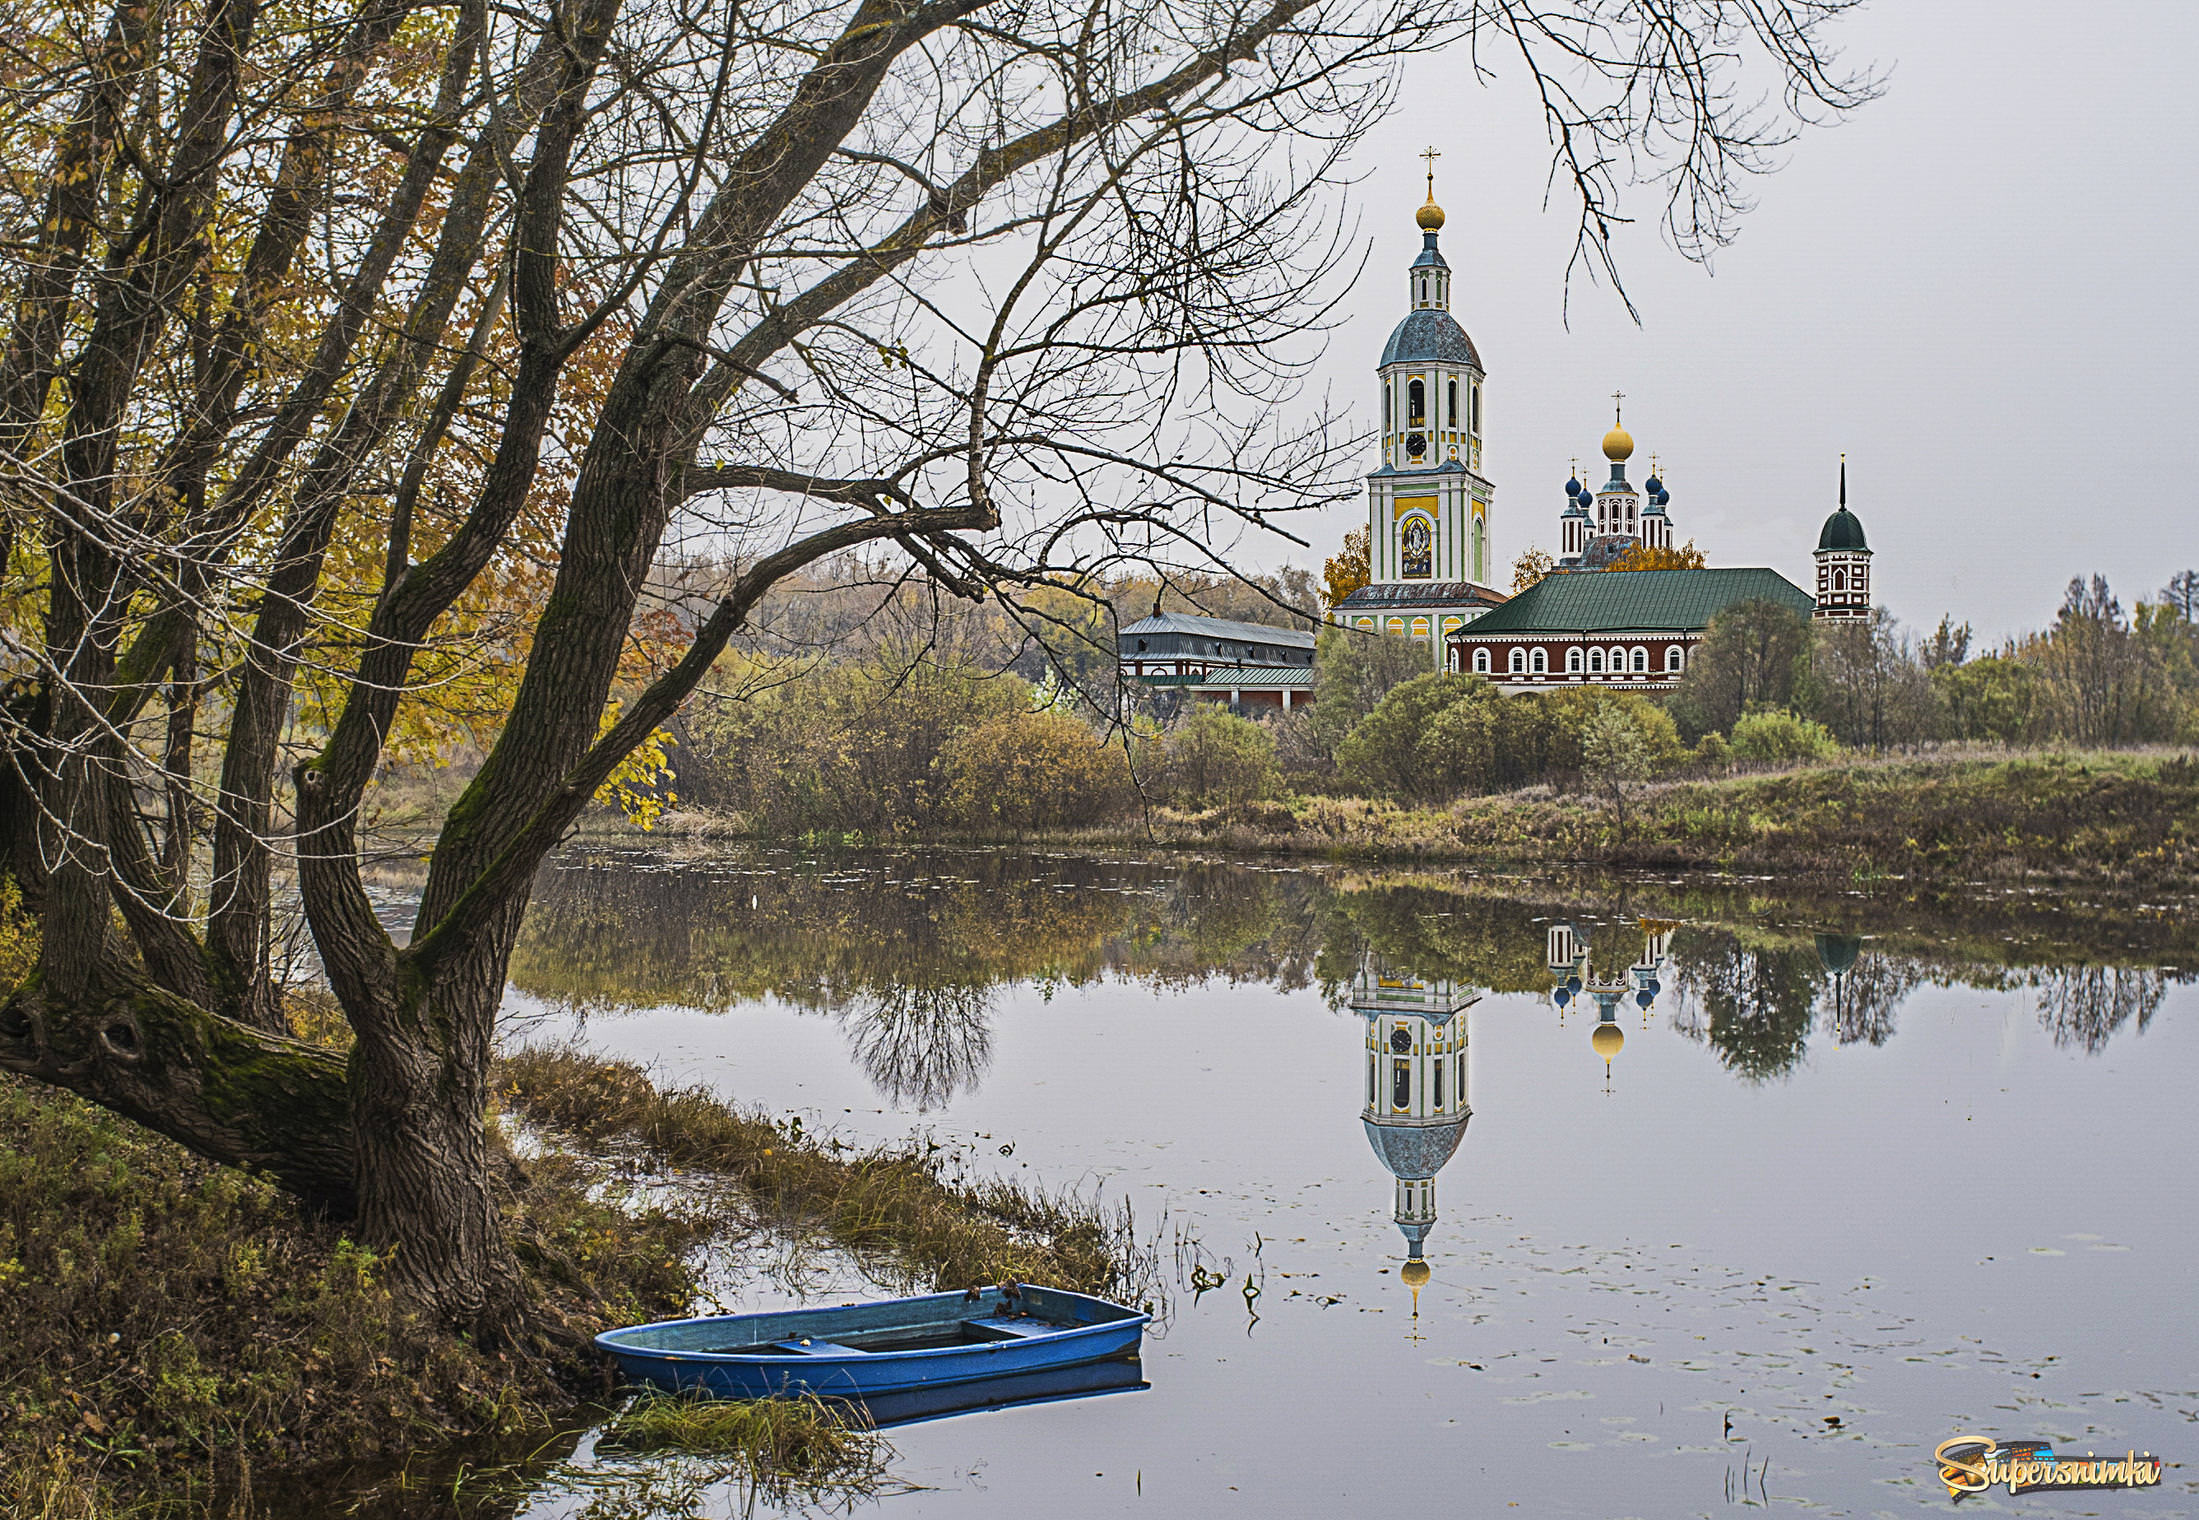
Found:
<box><xmin>1839</xmin><ymin>451</ymin><xmax>1847</xmax><ymax>508</ymax></box>
<box><xmin>1612</xmin><ymin>389</ymin><xmax>1625</xmax><ymax>426</ymax></box>
<box><xmin>1415</xmin><ymin>146</ymin><xmax>1445</xmax><ymax>231</ymax></box>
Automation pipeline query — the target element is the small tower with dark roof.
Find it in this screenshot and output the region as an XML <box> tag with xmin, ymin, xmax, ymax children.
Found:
<box><xmin>1813</xmin><ymin>455</ymin><xmax>1872</xmax><ymax>621</ymax></box>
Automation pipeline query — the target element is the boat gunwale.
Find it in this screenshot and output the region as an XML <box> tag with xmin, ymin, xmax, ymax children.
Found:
<box><xmin>595</xmin><ymin>1287</ymin><xmax>1149</xmax><ymax>1367</ymax></box>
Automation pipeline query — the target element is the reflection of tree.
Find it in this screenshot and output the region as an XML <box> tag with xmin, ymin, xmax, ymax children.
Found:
<box><xmin>1670</xmin><ymin>929</ymin><xmax>1821</xmax><ymax>1081</ymax></box>
<box><xmin>1820</xmin><ymin>956</ymin><xmax>1921</xmax><ymax>1048</ymax></box>
<box><xmin>842</xmin><ymin>982</ymin><xmax>995</xmax><ymax>1110</ymax></box>
<box><xmin>2032</xmin><ymin>967</ymin><xmax>2166</xmax><ymax>1053</ymax></box>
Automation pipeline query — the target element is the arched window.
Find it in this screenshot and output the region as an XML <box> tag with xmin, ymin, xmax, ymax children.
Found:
<box><xmin>1832</xmin><ymin>567</ymin><xmax>1847</xmax><ymax>591</ymax></box>
<box><xmin>1392</xmin><ymin>1060</ymin><xmax>1411</xmax><ymax>1110</ymax></box>
<box><xmin>1383</xmin><ymin>389</ymin><xmax>1391</xmax><ymax>430</ymax></box>
<box><xmin>1470</xmin><ymin>383</ymin><xmax>1481</xmax><ymax>433</ymax></box>
<box><xmin>1632</xmin><ymin>646</ymin><xmax>1648</xmax><ymax>672</ymax></box>
<box><xmin>1473</xmin><ymin>648</ymin><xmax>1490</xmax><ymax>674</ymax></box>
<box><xmin>1411</xmin><ymin>615</ymin><xmax>1430</xmax><ymax>639</ymax></box>
<box><xmin>1447</xmin><ymin>379</ymin><xmax>1458</xmax><ymax>427</ymax></box>
<box><xmin>1385</xmin><ymin>616</ymin><xmax>1405</xmax><ymax>636</ymax></box>
<box><xmin>1587</xmin><ymin>647</ymin><xmax>1603</xmax><ymax>674</ymax></box>
<box><xmin>1566</xmin><ymin>647</ymin><xmax>1582</xmax><ymax>673</ymax></box>
<box><xmin>1666</xmin><ymin>644</ymin><xmax>1684</xmax><ymax>671</ymax></box>
<box><xmin>1407</xmin><ymin>379</ymin><xmax>1425</xmax><ymax>426</ymax></box>
<box><xmin>1368</xmin><ymin>1057</ymin><xmax>1377</xmax><ymax>1106</ymax></box>
<box><xmin>1448</xmin><ymin>647</ymin><xmax>1460</xmax><ymax>672</ymax></box>
<box><xmin>1610</xmin><ymin>646</ymin><xmax>1627</xmax><ymax>672</ymax></box>
<box><xmin>1355</xmin><ymin>617</ymin><xmax>1374</xmax><ymax>630</ymax></box>
<box><xmin>1509</xmin><ymin>648</ymin><xmax>1525</xmax><ymax>674</ymax></box>
<box><xmin>1433</xmin><ymin>1060</ymin><xmax>1444</xmax><ymax>1108</ymax></box>
<box><xmin>1532</xmin><ymin>648</ymin><xmax>1548</xmax><ymax>674</ymax></box>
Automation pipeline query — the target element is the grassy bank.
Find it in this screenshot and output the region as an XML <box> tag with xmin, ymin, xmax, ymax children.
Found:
<box><xmin>1</xmin><ymin>1039</ymin><xmax>1153</xmax><ymax>1516</ymax></box>
<box><xmin>0</xmin><ymin>1071</ymin><xmax>702</xmax><ymax>1517</ymax></box>
<box><xmin>625</xmin><ymin>752</ymin><xmax>2196</xmax><ymax>892</ymax></box>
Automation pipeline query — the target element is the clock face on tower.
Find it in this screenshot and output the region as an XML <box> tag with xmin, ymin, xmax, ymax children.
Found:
<box><xmin>1401</xmin><ymin>516</ymin><xmax>1433</xmax><ymax>579</ymax></box>
<box><xmin>1406</xmin><ymin>431</ymin><xmax>1426</xmax><ymax>461</ymax></box>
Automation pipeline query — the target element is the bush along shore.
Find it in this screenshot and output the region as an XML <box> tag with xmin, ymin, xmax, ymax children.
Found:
<box><xmin>1</xmin><ymin>1040</ymin><xmax>1151</xmax><ymax>1517</ymax></box>
<box><xmin>1112</xmin><ymin>753</ymin><xmax>2199</xmax><ymax>891</ymax></box>
<box><xmin>624</xmin><ymin>752</ymin><xmax>2199</xmax><ymax>895</ymax></box>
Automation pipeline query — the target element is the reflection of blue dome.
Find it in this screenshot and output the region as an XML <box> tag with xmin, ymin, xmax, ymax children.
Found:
<box><xmin>1635</xmin><ymin>989</ymin><xmax>1655</xmax><ymax>1009</ymax></box>
<box><xmin>1380</xmin><ymin>309</ymin><xmax>1482</xmax><ymax>369</ymax></box>
<box><xmin>1364</xmin><ymin>1116</ymin><xmax>1470</xmax><ymax>1181</ymax></box>
<box><xmin>1566</xmin><ymin>974</ymin><xmax>1582</xmax><ymax>992</ymax></box>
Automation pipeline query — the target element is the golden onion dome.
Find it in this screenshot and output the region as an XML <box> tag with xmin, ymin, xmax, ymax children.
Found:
<box><xmin>1602</xmin><ymin>425</ymin><xmax>1634</xmax><ymax>462</ymax></box>
<box><xmin>1401</xmin><ymin>1258</ymin><xmax>1431</xmax><ymax>1289</ymax></box>
<box><xmin>1417</xmin><ymin>197</ymin><xmax>1446</xmax><ymax>232</ymax></box>
<box><xmin>1591</xmin><ymin>1022</ymin><xmax>1625</xmax><ymax>1060</ymax></box>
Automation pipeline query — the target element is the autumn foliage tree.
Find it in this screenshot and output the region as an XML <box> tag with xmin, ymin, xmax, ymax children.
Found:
<box><xmin>0</xmin><ymin>0</ymin><xmax>1872</xmax><ymax>1330</ymax></box>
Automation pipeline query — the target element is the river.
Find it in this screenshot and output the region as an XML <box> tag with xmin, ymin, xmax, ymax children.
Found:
<box><xmin>482</xmin><ymin>845</ymin><xmax>2196</xmax><ymax>1517</ymax></box>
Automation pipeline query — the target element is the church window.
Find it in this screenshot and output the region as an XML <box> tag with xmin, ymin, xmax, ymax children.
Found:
<box><xmin>1368</xmin><ymin>1057</ymin><xmax>1377</xmax><ymax>1106</ymax></box>
<box><xmin>1386</xmin><ymin>617</ymin><xmax>1405</xmax><ymax>636</ymax></box>
<box><xmin>1383</xmin><ymin>388</ymin><xmax>1391</xmax><ymax>430</ymax></box>
<box><xmin>1411</xmin><ymin>615</ymin><xmax>1430</xmax><ymax>638</ymax></box>
<box><xmin>1470</xmin><ymin>383</ymin><xmax>1481</xmax><ymax>434</ymax></box>
<box><xmin>1408</xmin><ymin>380</ymin><xmax>1425</xmax><ymax>426</ymax></box>
<box><xmin>1137</xmin><ymin>639</ymin><xmax>1147</xmax><ymax>651</ymax></box>
<box><xmin>1566</xmin><ymin>647</ymin><xmax>1581</xmax><ymax>673</ymax></box>
<box><xmin>1392</xmin><ymin>1059</ymin><xmax>1411</xmax><ymax>1110</ymax></box>
<box><xmin>1610</xmin><ymin>645</ymin><xmax>1627</xmax><ymax>671</ymax></box>
<box><xmin>1447</xmin><ymin>379</ymin><xmax>1458</xmax><ymax>427</ymax></box>
<box><xmin>1587</xmin><ymin>647</ymin><xmax>1603</xmax><ymax>674</ymax></box>
<box><xmin>1433</xmin><ymin>1060</ymin><xmax>1444</xmax><ymax>1108</ymax></box>
<box><xmin>1509</xmin><ymin>648</ymin><xmax>1525</xmax><ymax>674</ymax></box>
<box><xmin>1667</xmin><ymin>644</ymin><xmax>1684</xmax><ymax>671</ymax></box>
<box><xmin>1473</xmin><ymin>648</ymin><xmax>1490</xmax><ymax>674</ymax></box>
<box><xmin>1632</xmin><ymin>646</ymin><xmax>1648</xmax><ymax>672</ymax></box>
<box><xmin>1832</xmin><ymin>567</ymin><xmax>1847</xmax><ymax>591</ymax></box>
<box><xmin>1532</xmin><ymin>648</ymin><xmax>1548</xmax><ymax>674</ymax></box>
<box><xmin>1356</xmin><ymin>617</ymin><xmax>1374</xmax><ymax>630</ymax></box>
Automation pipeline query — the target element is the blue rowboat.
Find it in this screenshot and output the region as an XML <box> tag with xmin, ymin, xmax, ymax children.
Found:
<box><xmin>595</xmin><ymin>1284</ymin><xmax>1149</xmax><ymax>1400</ymax></box>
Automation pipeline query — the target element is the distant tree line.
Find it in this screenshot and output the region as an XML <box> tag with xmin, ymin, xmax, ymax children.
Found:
<box><xmin>648</xmin><ymin>567</ymin><xmax>2197</xmax><ymax>830</ymax></box>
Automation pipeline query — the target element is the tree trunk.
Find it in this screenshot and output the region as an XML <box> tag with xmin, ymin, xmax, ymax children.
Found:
<box><xmin>0</xmin><ymin>968</ymin><xmax>354</xmax><ymax>1213</ymax></box>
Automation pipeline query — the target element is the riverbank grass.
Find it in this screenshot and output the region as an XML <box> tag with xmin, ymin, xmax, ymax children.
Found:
<box><xmin>501</xmin><ymin>1047</ymin><xmax>1152</xmax><ymax>1303</ymax></box>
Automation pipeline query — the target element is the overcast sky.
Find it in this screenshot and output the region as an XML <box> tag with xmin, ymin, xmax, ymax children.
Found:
<box><xmin>1299</xmin><ymin>0</ymin><xmax>2198</xmax><ymax>642</ymax></box>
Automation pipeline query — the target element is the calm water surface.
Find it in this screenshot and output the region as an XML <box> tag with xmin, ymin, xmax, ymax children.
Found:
<box><xmin>497</xmin><ymin>848</ymin><xmax>2198</xmax><ymax>1518</ymax></box>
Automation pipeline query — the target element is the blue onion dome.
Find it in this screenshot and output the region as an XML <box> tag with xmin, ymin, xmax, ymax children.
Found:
<box><xmin>1643</xmin><ymin>474</ymin><xmax>1662</xmax><ymax>495</ymax></box>
<box><xmin>1816</xmin><ymin>506</ymin><xmax>1868</xmax><ymax>553</ymax></box>
<box><xmin>1565</xmin><ymin>475</ymin><xmax>1582</xmax><ymax>497</ymax></box>
<box><xmin>1654</xmin><ymin>487</ymin><xmax>1670</xmax><ymax>506</ymax></box>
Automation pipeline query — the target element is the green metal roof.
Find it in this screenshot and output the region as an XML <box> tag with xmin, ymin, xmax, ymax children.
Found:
<box><xmin>1454</xmin><ymin>568</ymin><xmax>1812</xmax><ymax>637</ymax></box>
<box><xmin>1134</xmin><ymin>666</ymin><xmax>1313</xmax><ymax>690</ymax></box>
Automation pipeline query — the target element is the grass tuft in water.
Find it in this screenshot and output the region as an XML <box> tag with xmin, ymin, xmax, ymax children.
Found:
<box><xmin>500</xmin><ymin>1046</ymin><xmax>1161</xmax><ymax>1306</ymax></box>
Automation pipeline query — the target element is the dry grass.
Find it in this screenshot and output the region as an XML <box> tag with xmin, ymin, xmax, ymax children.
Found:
<box><xmin>499</xmin><ymin>1047</ymin><xmax>1154</xmax><ymax>1305</ymax></box>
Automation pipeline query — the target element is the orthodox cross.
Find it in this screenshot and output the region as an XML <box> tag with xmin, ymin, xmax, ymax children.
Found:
<box><xmin>1611</xmin><ymin>389</ymin><xmax>1625</xmax><ymax>425</ymax></box>
<box><xmin>1420</xmin><ymin>144</ymin><xmax>1440</xmax><ymax>199</ymax></box>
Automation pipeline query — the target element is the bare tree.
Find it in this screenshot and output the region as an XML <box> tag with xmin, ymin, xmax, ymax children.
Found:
<box><xmin>0</xmin><ymin>0</ymin><xmax>1872</xmax><ymax>1328</ymax></box>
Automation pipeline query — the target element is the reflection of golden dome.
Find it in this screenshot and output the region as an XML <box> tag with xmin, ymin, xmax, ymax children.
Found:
<box><xmin>1417</xmin><ymin>198</ymin><xmax>1446</xmax><ymax>232</ymax></box>
<box><xmin>1401</xmin><ymin>1259</ymin><xmax>1432</xmax><ymax>1289</ymax></box>
<box><xmin>1602</xmin><ymin>425</ymin><xmax>1634</xmax><ymax>462</ymax></box>
<box><xmin>1591</xmin><ymin>1023</ymin><xmax>1625</xmax><ymax>1060</ymax></box>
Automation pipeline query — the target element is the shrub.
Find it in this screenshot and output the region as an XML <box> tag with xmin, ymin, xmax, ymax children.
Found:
<box><xmin>935</xmin><ymin>710</ymin><xmax>1132</xmax><ymax>829</ymax></box>
<box><xmin>1159</xmin><ymin>709</ymin><xmax>1280</xmax><ymax>808</ymax></box>
<box><xmin>1694</xmin><ymin>730</ymin><xmax>1732</xmax><ymax>773</ymax></box>
<box><xmin>1729</xmin><ymin>709</ymin><xmax>1840</xmax><ymax>765</ymax></box>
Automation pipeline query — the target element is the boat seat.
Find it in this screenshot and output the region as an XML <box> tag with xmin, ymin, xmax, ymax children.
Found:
<box><xmin>964</xmin><ymin>1315</ymin><xmax>1049</xmax><ymax>1339</ymax></box>
<box><xmin>772</xmin><ymin>1338</ymin><xmax>862</xmax><ymax>1356</ymax></box>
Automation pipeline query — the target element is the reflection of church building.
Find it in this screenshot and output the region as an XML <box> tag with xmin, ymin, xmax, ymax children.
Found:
<box><xmin>1353</xmin><ymin>957</ymin><xmax>1478</xmax><ymax>1290</ymax></box>
<box><xmin>1545</xmin><ymin>917</ymin><xmax>1676</xmax><ymax>1087</ymax></box>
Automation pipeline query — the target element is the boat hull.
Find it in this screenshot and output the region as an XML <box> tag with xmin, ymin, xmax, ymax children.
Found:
<box><xmin>596</xmin><ymin>1285</ymin><xmax>1149</xmax><ymax>1401</ymax></box>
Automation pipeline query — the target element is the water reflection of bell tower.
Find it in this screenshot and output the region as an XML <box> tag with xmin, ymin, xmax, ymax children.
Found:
<box><xmin>1353</xmin><ymin>958</ymin><xmax>1479</xmax><ymax>1280</ymax></box>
